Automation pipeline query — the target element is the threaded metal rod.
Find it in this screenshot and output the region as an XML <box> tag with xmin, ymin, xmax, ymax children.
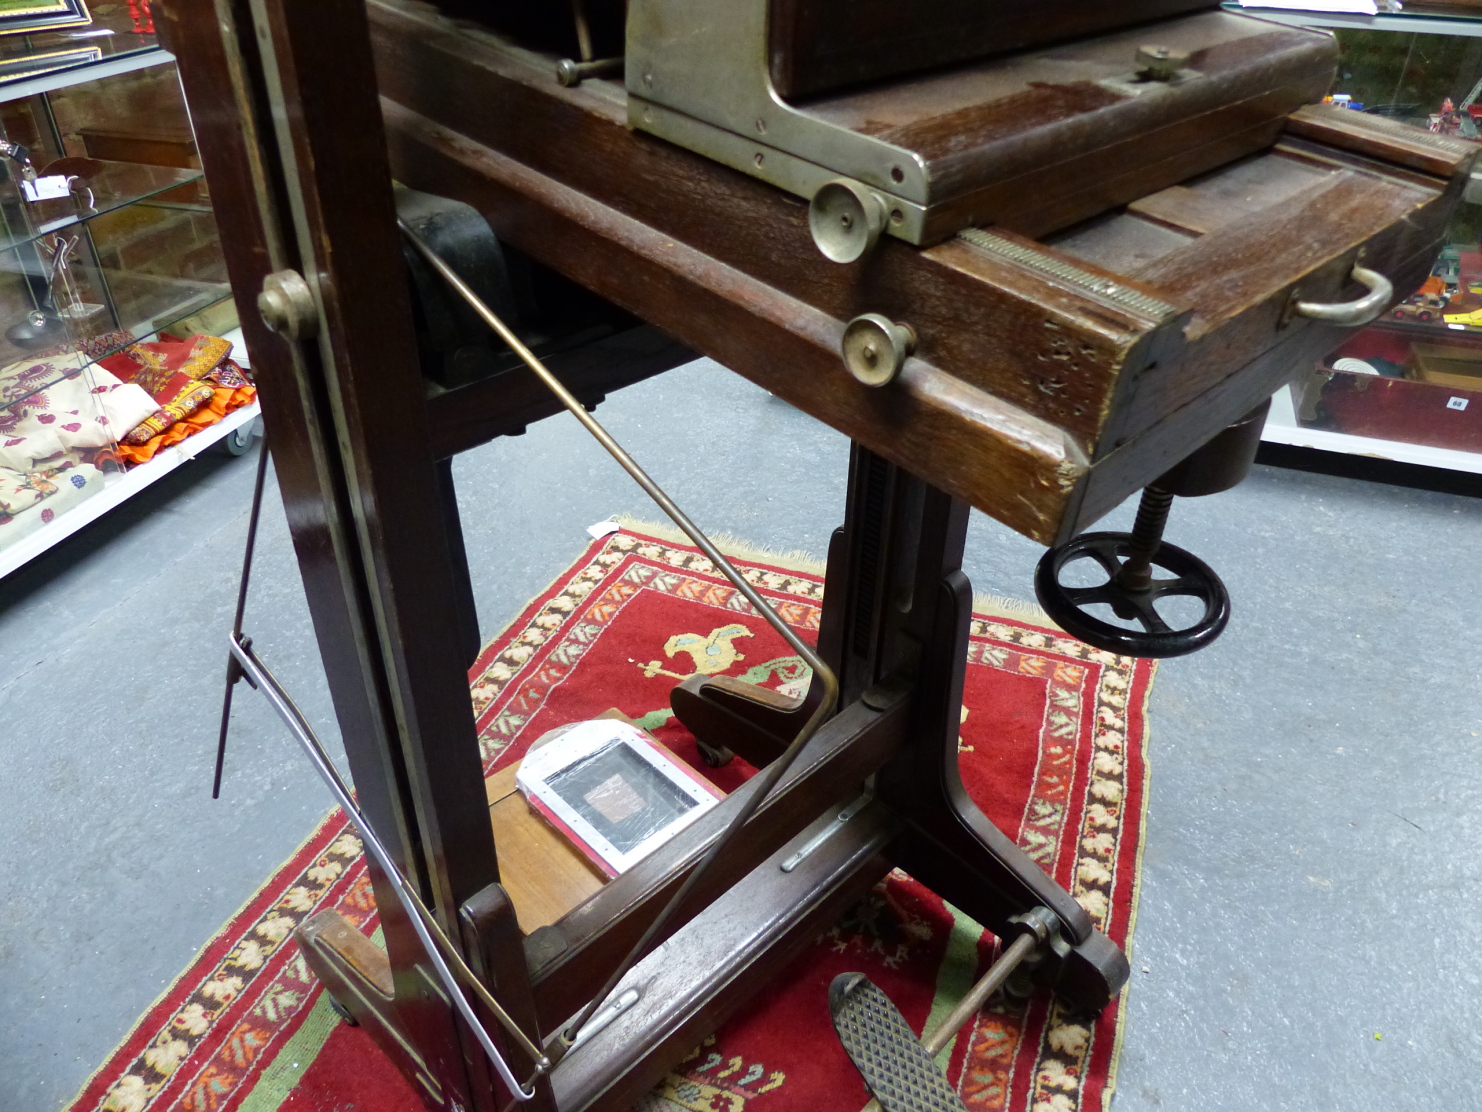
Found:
<box><xmin>1115</xmin><ymin>486</ymin><xmax>1174</xmax><ymax>591</ymax></box>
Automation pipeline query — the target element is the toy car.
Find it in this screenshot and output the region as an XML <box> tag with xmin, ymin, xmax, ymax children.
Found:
<box><xmin>1394</xmin><ymin>291</ymin><xmax>1448</xmax><ymax>321</ymax></box>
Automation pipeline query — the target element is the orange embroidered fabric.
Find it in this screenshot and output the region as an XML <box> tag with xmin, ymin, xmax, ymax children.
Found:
<box><xmin>120</xmin><ymin>375</ymin><xmax>217</xmax><ymax>444</ymax></box>
<box><xmin>99</xmin><ymin>334</ymin><xmax>247</xmax><ymax>447</ymax></box>
<box><xmin>115</xmin><ymin>384</ymin><xmax>257</xmax><ymax>465</ymax></box>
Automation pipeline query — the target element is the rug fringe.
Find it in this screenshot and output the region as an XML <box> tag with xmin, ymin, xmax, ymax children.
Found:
<box><xmin>613</xmin><ymin>514</ymin><xmax>829</xmax><ymax>576</ymax></box>
<box><xmin>615</xmin><ymin>515</ymin><xmax>1056</xmax><ymax>622</ymax></box>
<box><xmin>970</xmin><ymin>590</ymin><xmax>1055</xmax><ymax>626</ymax></box>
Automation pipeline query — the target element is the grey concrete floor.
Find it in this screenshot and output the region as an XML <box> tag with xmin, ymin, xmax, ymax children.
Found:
<box><xmin>1</xmin><ymin>357</ymin><xmax>1479</xmax><ymax>1111</ymax></box>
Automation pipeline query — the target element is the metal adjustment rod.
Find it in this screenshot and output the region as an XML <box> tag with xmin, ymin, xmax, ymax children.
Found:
<box><xmin>555</xmin><ymin>56</ymin><xmax>623</xmax><ymax>86</ymax></box>
<box><xmin>396</xmin><ymin>217</ymin><xmax>841</xmax><ymax>1061</ymax></box>
<box><xmin>212</xmin><ymin>431</ymin><xmax>271</xmax><ymax>798</ymax></box>
<box><xmin>831</xmin><ymin>908</ymin><xmax>1060</xmax><ymax>1112</ymax></box>
<box><xmin>227</xmin><ymin>634</ymin><xmax>553</xmax><ymax>1100</ymax></box>
<box><xmin>213</xmin><ymin>289</ymin><xmax>552</xmax><ymax>1100</ymax></box>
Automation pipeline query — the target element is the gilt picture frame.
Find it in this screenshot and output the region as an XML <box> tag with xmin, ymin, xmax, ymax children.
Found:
<box><xmin>0</xmin><ymin>0</ymin><xmax>90</xmax><ymax>38</ymax></box>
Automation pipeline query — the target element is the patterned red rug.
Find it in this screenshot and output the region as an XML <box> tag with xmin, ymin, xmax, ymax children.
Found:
<box><xmin>66</xmin><ymin>525</ymin><xmax>1154</xmax><ymax>1112</ymax></box>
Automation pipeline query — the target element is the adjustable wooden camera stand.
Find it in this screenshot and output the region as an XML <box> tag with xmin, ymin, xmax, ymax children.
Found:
<box><xmin>162</xmin><ymin>0</ymin><xmax>1477</xmax><ymax>1107</ymax></box>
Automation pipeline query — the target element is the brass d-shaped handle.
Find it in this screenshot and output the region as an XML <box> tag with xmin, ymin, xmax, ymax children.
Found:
<box><xmin>1294</xmin><ymin>264</ymin><xmax>1393</xmax><ymax>327</ymax></box>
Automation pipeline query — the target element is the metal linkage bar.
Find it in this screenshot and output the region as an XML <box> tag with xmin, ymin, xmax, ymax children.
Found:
<box><xmin>213</xmin><ymin>434</ymin><xmax>271</xmax><ymax>799</ymax></box>
<box><xmin>227</xmin><ymin>633</ymin><xmax>551</xmax><ymax>1101</ymax></box>
<box><xmin>397</xmin><ymin>220</ymin><xmax>842</xmax><ymax>1059</ymax></box>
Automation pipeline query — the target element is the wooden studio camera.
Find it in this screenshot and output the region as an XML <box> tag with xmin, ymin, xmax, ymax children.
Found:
<box><xmin>160</xmin><ymin>0</ymin><xmax>1477</xmax><ymax>1109</ymax></box>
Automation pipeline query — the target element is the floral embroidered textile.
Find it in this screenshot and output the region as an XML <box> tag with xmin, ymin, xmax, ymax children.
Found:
<box><xmin>0</xmin><ymin>359</ymin><xmax>158</xmax><ymax>471</ymax></box>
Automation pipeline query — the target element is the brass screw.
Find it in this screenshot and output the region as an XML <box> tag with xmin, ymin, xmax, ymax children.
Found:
<box><xmin>1136</xmin><ymin>44</ymin><xmax>1190</xmax><ymax>82</ymax></box>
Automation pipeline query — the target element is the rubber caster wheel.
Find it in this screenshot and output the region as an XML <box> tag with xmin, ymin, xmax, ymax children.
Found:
<box><xmin>327</xmin><ymin>994</ymin><xmax>359</xmax><ymax>1026</ymax></box>
<box><xmin>221</xmin><ymin>418</ymin><xmax>258</xmax><ymax>457</ymax></box>
<box><xmin>696</xmin><ymin>739</ymin><xmax>734</xmax><ymax>768</ymax></box>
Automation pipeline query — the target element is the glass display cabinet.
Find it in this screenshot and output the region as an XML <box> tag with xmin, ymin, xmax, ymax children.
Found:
<box><xmin>0</xmin><ymin>49</ymin><xmax>255</xmax><ymax>578</ymax></box>
<box><xmin>1241</xmin><ymin>5</ymin><xmax>1482</xmax><ymax>481</ymax></box>
<box><xmin>0</xmin><ymin>0</ymin><xmax>159</xmax><ymax>86</ymax></box>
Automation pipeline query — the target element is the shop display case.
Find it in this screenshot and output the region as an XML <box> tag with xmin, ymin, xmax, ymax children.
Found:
<box><xmin>0</xmin><ymin>0</ymin><xmax>160</xmax><ymax>87</ymax></box>
<box><xmin>1241</xmin><ymin>6</ymin><xmax>1482</xmax><ymax>480</ymax></box>
<box><xmin>0</xmin><ymin>48</ymin><xmax>257</xmax><ymax>579</ymax></box>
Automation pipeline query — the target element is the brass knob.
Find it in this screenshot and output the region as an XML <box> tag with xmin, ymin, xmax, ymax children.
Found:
<box><xmin>258</xmin><ymin>269</ymin><xmax>319</xmax><ymax>341</ymax></box>
<box><xmin>841</xmin><ymin>314</ymin><xmax>915</xmax><ymax>387</ymax></box>
<box><xmin>809</xmin><ymin>179</ymin><xmax>888</xmax><ymax>264</ymax></box>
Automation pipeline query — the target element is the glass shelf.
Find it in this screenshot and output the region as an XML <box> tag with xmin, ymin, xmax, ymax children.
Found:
<box><xmin>1247</xmin><ymin>8</ymin><xmax>1482</xmax><ymax>473</ymax></box>
<box><xmin>0</xmin><ymin>275</ymin><xmax>229</xmax><ymax>412</ymax></box>
<box><xmin>0</xmin><ymin>160</ymin><xmax>204</xmax><ymax>254</ymax></box>
<box><xmin>0</xmin><ymin>33</ymin><xmax>243</xmax><ymax>576</ymax></box>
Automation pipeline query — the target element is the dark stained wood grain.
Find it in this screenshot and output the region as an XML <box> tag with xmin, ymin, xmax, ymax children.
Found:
<box><xmin>769</xmin><ymin>0</ymin><xmax>1215</xmax><ymax>98</ymax></box>
<box><xmin>797</xmin><ymin>12</ymin><xmax>1335</xmax><ymax>238</ymax></box>
<box><xmin>381</xmin><ymin>99</ymin><xmax>1089</xmax><ymax>544</ymax></box>
<box><xmin>368</xmin><ymin>0</ymin><xmax>1469</xmax><ymax>544</ymax></box>
<box><xmin>1286</xmin><ymin>102</ymin><xmax>1479</xmax><ymax>180</ymax></box>
<box><xmin>367</xmin><ymin>0</ymin><xmax>1161</xmax><ymax>447</ymax></box>
<box><xmin>550</xmin><ymin>805</ymin><xmax>899</xmax><ymax>1112</ymax></box>
<box><xmin>526</xmin><ymin>696</ymin><xmax>909</xmax><ymax>1033</ymax></box>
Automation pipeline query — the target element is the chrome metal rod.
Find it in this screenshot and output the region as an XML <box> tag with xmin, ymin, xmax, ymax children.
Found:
<box><xmin>570</xmin><ymin>0</ymin><xmax>593</xmax><ymax>61</ymax></box>
<box><xmin>921</xmin><ymin>930</ymin><xmax>1039</xmax><ymax>1055</ymax></box>
<box><xmin>397</xmin><ymin>219</ymin><xmax>841</xmax><ymax>1060</ymax></box>
<box><xmin>857</xmin><ymin>928</ymin><xmax>1042</xmax><ymax>1112</ymax></box>
<box><xmin>228</xmin><ymin>633</ymin><xmax>549</xmax><ymax>1100</ymax></box>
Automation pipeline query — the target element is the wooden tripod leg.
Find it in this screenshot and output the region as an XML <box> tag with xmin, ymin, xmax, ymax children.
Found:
<box><xmin>880</xmin><ymin>569</ymin><xmax>1129</xmax><ymax>1014</ymax></box>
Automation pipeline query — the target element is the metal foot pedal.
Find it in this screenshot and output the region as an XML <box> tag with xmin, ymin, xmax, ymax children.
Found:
<box><xmin>830</xmin><ymin>908</ymin><xmax>1060</xmax><ymax>1112</ymax></box>
<box><xmin>829</xmin><ymin>973</ymin><xmax>968</xmax><ymax>1112</ymax></box>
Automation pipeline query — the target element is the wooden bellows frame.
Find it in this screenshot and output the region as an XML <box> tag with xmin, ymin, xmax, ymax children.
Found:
<box><xmin>154</xmin><ymin>0</ymin><xmax>1477</xmax><ymax>1108</ymax></box>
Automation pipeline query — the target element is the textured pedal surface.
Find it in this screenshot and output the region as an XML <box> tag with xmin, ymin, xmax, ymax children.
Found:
<box><xmin>829</xmin><ymin>973</ymin><xmax>968</xmax><ymax>1112</ymax></box>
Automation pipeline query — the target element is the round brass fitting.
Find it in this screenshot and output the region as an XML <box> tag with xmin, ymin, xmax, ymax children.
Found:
<box><xmin>841</xmin><ymin>313</ymin><xmax>916</xmax><ymax>387</ymax></box>
<box><xmin>809</xmin><ymin>179</ymin><xmax>888</xmax><ymax>264</ymax></box>
<box><xmin>257</xmin><ymin>269</ymin><xmax>319</xmax><ymax>341</ymax></box>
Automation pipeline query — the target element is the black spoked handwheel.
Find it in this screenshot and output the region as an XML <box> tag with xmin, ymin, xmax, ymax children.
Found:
<box><xmin>1034</xmin><ymin>532</ymin><xmax>1230</xmax><ymax>658</ymax></box>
